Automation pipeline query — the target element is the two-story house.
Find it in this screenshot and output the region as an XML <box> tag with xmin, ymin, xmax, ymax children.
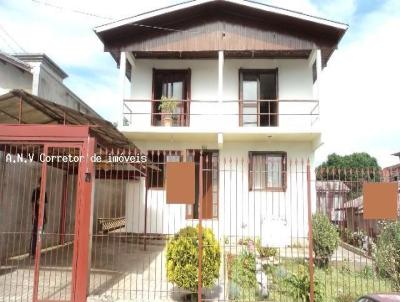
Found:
<box><xmin>95</xmin><ymin>0</ymin><xmax>347</xmax><ymax>245</ymax></box>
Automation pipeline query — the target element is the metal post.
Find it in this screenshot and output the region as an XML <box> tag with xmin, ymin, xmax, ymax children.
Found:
<box><xmin>59</xmin><ymin>172</ymin><xmax>68</xmax><ymax>244</ymax></box>
<box><xmin>198</xmin><ymin>151</ymin><xmax>203</xmax><ymax>302</ymax></box>
<box><xmin>143</xmin><ymin>170</ymin><xmax>149</xmax><ymax>251</ymax></box>
<box><xmin>32</xmin><ymin>145</ymin><xmax>48</xmax><ymax>302</ymax></box>
<box><xmin>307</xmin><ymin>159</ymin><xmax>315</xmax><ymax>302</ymax></box>
<box><xmin>71</xmin><ymin>137</ymin><xmax>95</xmax><ymax>302</ymax></box>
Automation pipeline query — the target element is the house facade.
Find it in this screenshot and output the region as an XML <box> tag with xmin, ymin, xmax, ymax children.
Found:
<box><xmin>95</xmin><ymin>0</ymin><xmax>347</xmax><ymax>245</ymax></box>
<box><xmin>0</xmin><ymin>52</ymin><xmax>99</xmax><ymax>117</ymax></box>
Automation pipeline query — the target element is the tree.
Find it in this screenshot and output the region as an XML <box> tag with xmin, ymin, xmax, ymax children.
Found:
<box><xmin>317</xmin><ymin>153</ymin><xmax>380</xmax><ymax>172</ymax></box>
<box><xmin>316</xmin><ymin>153</ymin><xmax>381</xmax><ymax>198</ymax></box>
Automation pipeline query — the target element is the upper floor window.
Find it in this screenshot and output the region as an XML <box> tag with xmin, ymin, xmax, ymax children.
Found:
<box><xmin>249</xmin><ymin>151</ymin><xmax>287</xmax><ymax>191</ymax></box>
<box><xmin>152</xmin><ymin>69</ymin><xmax>191</xmax><ymax>127</ymax></box>
<box><xmin>239</xmin><ymin>69</ymin><xmax>278</xmax><ymax>127</ymax></box>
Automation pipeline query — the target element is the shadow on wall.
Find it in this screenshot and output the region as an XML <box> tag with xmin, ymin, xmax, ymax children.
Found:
<box><xmin>0</xmin><ymin>151</ymin><xmax>78</xmax><ymax>263</ymax></box>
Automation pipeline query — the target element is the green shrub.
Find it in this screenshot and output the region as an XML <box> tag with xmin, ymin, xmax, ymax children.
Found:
<box><xmin>312</xmin><ymin>213</ymin><xmax>339</xmax><ymax>267</ymax></box>
<box><xmin>283</xmin><ymin>265</ymin><xmax>323</xmax><ymax>302</ymax></box>
<box><xmin>166</xmin><ymin>226</ymin><xmax>221</xmax><ymax>292</ymax></box>
<box><xmin>340</xmin><ymin>228</ymin><xmax>353</xmax><ymax>244</ymax></box>
<box><xmin>255</xmin><ymin>239</ymin><xmax>278</xmax><ymax>258</ymax></box>
<box><xmin>374</xmin><ymin>221</ymin><xmax>400</xmax><ymax>290</ymax></box>
<box><xmin>229</xmin><ymin>250</ymin><xmax>258</xmax><ymax>300</ymax></box>
<box><xmin>335</xmin><ymin>292</ymin><xmax>359</xmax><ymax>302</ymax></box>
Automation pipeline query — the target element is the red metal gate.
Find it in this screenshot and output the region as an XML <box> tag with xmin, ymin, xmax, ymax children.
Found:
<box><xmin>0</xmin><ymin>125</ymin><xmax>95</xmax><ymax>302</ymax></box>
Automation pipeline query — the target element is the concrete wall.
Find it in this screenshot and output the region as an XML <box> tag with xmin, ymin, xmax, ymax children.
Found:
<box><xmin>0</xmin><ymin>61</ymin><xmax>32</xmax><ymax>95</ymax></box>
<box><xmin>92</xmin><ymin>179</ymin><xmax>127</xmax><ymax>233</ymax></box>
<box><xmin>125</xmin><ymin>141</ymin><xmax>316</xmax><ymax>247</ymax></box>
<box><xmin>127</xmin><ymin>58</ymin><xmax>316</xmax><ymax>129</ymax></box>
<box><xmin>33</xmin><ymin>63</ymin><xmax>92</xmax><ymax>115</ymax></box>
<box><xmin>0</xmin><ymin>151</ymin><xmax>78</xmax><ymax>262</ymax></box>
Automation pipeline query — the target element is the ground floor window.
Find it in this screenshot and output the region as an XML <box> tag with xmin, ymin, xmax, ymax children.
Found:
<box><xmin>186</xmin><ymin>150</ymin><xmax>218</xmax><ymax>219</ymax></box>
<box><xmin>249</xmin><ymin>151</ymin><xmax>287</xmax><ymax>191</ymax></box>
<box><xmin>147</xmin><ymin>150</ymin><xmax>182</xmax><ymax>188</ymax></box>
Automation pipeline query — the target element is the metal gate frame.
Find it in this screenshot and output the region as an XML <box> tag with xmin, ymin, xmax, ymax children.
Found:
<box><xmin>0</xmin><ymin>124</ymin><xmax>95</xmax><ymax>302</ymax></box>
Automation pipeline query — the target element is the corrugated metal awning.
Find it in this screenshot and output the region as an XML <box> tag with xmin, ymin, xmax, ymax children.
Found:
<box><xmin>0</xmin><ymin>89</ymin><xmax>137</xmax><ymax>150</ymax></box>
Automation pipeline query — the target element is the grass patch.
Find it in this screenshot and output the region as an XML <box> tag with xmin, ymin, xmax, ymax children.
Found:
<box><xmin>264</xmin><ymin>259</ymin><xmax>393</xmax><ymax>302</ymax></box>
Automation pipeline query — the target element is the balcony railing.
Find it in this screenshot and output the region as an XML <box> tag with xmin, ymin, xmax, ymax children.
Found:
<box><xmin>123</xmin><ymin>99</ymin><xmax>319</xmax><ymax>129</ymax></box>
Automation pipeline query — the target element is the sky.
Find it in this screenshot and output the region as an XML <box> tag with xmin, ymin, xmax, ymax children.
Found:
<box><xmin>0</xmin><ymin>0</ymin><xmax>399</xmax><ymax>167</ymax></box>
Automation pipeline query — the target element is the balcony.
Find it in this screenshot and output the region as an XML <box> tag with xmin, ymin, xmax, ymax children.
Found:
<box><xmin>123</xmin><ymin>99</ymin><xmax>319</xmax><ymax>130</ymax></box>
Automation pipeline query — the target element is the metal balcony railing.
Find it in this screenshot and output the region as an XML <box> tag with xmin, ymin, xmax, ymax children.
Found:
<box><xmin>123</xmin><ymin>99</ymin><xmax>319</xmax><ymax>129</ymax></box>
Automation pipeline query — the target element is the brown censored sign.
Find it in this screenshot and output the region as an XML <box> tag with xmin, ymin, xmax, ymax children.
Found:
<box><xmin>166</xmin><ymin>162</ymin><xmax>195</xmax><ymax>204</ymax></box>
<box><xmin>363</xmin><ymin>182</ymin><xmax>398</xmax><ymax>220</ymax></box>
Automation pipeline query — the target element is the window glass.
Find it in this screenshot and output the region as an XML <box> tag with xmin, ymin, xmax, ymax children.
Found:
<box><xmin>266</xmin><ymin>155</ymin><xmax>282</xmax><ymax>187</ymax></box>
<box><xmin>243</xmin><ymin>80</ymin><xmax>257</xmax><ymax>100</ymax></box>
<box><xmin>147</xmin><ymin>151</ymin><xmax>181</xmax><ymax>188</ymax></box>
<box><xmin>249</xmin><ymin>152</ymin><xmax>286</xmax><ymax>191</ymax></box>
<box><xmin>259</xmin><ymin>73</ymin><xmax>276</xmax><ymax>99</ymax></box>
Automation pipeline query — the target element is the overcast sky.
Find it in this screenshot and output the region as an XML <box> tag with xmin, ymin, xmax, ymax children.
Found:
<box><xmin>0</xmin><ymin>0</ymin><xmax>399</xmax><ymax>166</ymax></box>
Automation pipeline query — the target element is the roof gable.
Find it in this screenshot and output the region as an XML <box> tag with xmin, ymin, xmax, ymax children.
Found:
<box><xmin>95</xmin><ymin>0</ymin><xmax>347</xmax><ymax>66</ymax></box>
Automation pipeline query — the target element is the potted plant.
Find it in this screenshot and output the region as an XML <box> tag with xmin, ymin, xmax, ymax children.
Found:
<box><xmin>158</xmin><ymin>96</ymin><xmax>178</xmax><ymax>126</ymax></box>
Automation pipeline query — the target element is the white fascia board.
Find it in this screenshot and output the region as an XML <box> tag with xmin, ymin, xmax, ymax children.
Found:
<box><xmin>94</xmin><ymin>0</ymin><xmax>348</xmax><ymax>34</ymax></box>
<box><xmin>228</xmin><ymin>0</ymin><xmax>348</xmax><ymax>30</ymax></box>
<box><xmin>94</xmin><ymin>0</ymin><xmax>211</xmax><ymax>33</ymax></box>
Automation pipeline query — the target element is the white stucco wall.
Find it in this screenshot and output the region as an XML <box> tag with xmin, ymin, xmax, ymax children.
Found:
<box><xmin>0</xmin><ymin>62</ymin><xmax>32</xmax><ymax>95</ymax></box>
<box><xmin>33</xmin><ymin>64</ymin><xmax>91</xmax><ymax>114</ymax></box>
<box><xmin>125</xmin><ymin>141</ymin><xmax>316</xmax><ymax>246</ymax></box>
<box><xmin>127</xmin><ymin>58</ymin><xmax>316</xmax><ymax>130</ymax></box>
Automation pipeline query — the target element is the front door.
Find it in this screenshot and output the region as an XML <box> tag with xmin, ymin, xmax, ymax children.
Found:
<box><xmin>186</xmin><ymin>150</ymin><xmax>218</xmax><ymax>219</ymax></box>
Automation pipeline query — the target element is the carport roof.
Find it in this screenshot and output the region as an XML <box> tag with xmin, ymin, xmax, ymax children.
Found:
<box><xmin>0</xmin><ymin>89</ymin><xmax>137</xmax><ymax>150</ymax></box>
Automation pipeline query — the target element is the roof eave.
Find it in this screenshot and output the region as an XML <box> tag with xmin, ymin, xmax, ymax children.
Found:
<box><xmin>94</xmin><ymin>0</ymin><xmax>348</xmax><ymax>34</ymax></box>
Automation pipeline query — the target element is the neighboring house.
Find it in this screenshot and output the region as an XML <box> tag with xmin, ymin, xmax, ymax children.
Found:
<box><xmin>0</xmin><ymin>52</ymin><xmax>99</xmax><ymax>117</ymax></box>
<box><xmin>343</xmin><ymin>153</ymin><xmax>400</xmax><ymax>237</ymax></box>
<box><xmin>316</xmin><ymin>181</ymin><xmax>350</xmax><ymax>224</ymax></box>
<box><xmin>343</xmin><ymin>193</ymin><xmax>400</xmax><ymax>237</ymax></box>
<box><xmin>95</xmin><ymin>0</ymin><xmax>347</xmax><ymax>244</ymax></box>
<box><xmin>383</xmin><ymin>152</ymin><xmax>400</xmax><ymax>182</ymax></box>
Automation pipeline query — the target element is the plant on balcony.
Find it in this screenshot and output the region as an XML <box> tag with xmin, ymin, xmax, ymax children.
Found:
<box><xmin>158</xmin><ymin>96</ymin><xmax>178</xmax><ymax>126</ymax></box>
<box><xmin>166</xmin><ymin>226</ymin><xmax>220</xmax><ymax>301</ymax></box>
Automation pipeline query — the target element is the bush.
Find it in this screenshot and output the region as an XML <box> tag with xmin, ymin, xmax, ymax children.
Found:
<box><xmin>283</xmin><ymin>265</ymin><xmax>323</xmax><ymax>302</ymax></box>
<box><xmin>374</xmin><ymin>221</ymin><xmax>400</xmax><ymax>290</ymax></box>
<box><xmin>340</xmin><ymin>228</ymin><xmax>353</xmax><ymax>244</ymax></box>
<box><xmin>255</xmin><ymin>239</ymin><xmax>278</xmax><ymax>258</ymax></box>
<box><xmin>312</xmin><ymin>213</ymin><xmax>339</xmax><ymax>267</ymax></box>
<box><xmin>229</xmin><ymin>250</ymin><xmax>258</xmax><ymax>300</ymax></box>
<box><xmin>335</xmin><ymin>292</ymin><xmax>359</xmax><ymax>302</ymax></box>
<box><xmin>166</xmin><ymin>226</ymin><xmax>221</xmax><ymax>293</ymax></box>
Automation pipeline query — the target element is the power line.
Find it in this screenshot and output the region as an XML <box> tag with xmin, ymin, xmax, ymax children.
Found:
<box><xmin>0</xmin><ymin>24</ymin><xmax>27</xmax><ymax>53</ymax></box>
<box><xmin>31</xmin><ymin>0</ymin><xmax>113</xmax><ymax>20</ymax></box>
<box><xmin>0</xmin><ymin>32</ymin><xmax>18</xmax><ymax>53</ymax></box>
<box><xmin>31</xmin><ymin>0</ymin><xmax>203</xmax><ymax>34</ymax></box>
